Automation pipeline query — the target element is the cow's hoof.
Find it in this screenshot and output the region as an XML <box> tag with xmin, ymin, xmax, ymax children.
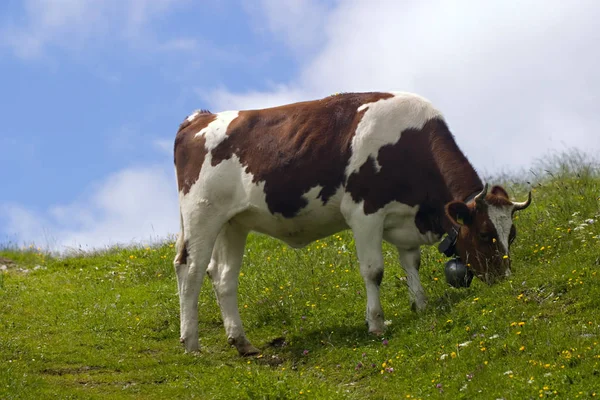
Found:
<box><xmin>180</xmin><ymin>337</ymin><xmax>200</xmax><ymax>354</ymax></box>
<box><xmin>239</xmin><ymin>345</ymin><xmax>261</xmax><ymax>357</ymax></box>
<box><xmin>183</xmin><ymin>347</ymin><xmax>200</xmax><ymax>355</ymax></box>
<box><xmin>366</xmin><ymin>318</ymin><xmax>386</xmax><ymax>336</ymax></box>
<box><xmin>229</xmin><ymin>336</ymin><xmax>260</xmax><ymax>357</ymax></box>
<box><xmin>367</xmin><ymin>322</ymin><xmax>386</xmax><ymax>336</ymax></box>
<box><xmin>410</xmin><ymin>301</ymin><xmax>427</xmax><ymax>313</ymax></box>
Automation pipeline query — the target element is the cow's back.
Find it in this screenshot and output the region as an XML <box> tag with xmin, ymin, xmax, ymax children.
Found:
<box><xmin>175</xmin><ymin>93</ymin><xmax>391</xmax><ymax>204</ymax></box>
<box><xmin>175</xmin><ymin>92</ymin><xmax>449</xmax><ymax>245</ymax></box>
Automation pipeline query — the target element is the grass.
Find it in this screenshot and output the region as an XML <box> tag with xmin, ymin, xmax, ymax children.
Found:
<box><xmin>1</xmin><ymin>151</ymin><xmax>599</xmax><ymax>399</ymax></box>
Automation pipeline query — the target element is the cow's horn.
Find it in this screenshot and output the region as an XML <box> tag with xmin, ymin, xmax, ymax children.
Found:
<box><xmin>474</xmin><ymin>183</ymin><xmax>488</xmax><ymax>208</ymax></box>
<box><xmin>513</xmin><ymin>190</ymin><xmax>532</xmax><ymax>211</ymax></box>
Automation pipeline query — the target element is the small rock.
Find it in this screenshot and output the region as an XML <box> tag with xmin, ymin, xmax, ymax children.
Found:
<box><xmin>0</xmin><ymin>257</ymin><xmax>15</xmax><ymax>266</ymax></box>
<box><xmin>0</xmin><ymin>265</ymin><xmax>7</xmax><ymax>271</ymax></box>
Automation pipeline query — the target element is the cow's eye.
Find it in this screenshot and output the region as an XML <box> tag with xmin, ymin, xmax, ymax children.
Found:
<box><xmin>478</xmin><ymin>232</ymin><xmax>493</xmax><ymax>242</ymax></box>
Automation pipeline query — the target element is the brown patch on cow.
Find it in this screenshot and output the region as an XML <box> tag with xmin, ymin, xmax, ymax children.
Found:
<box><xmin>485</xmin><ymin>186</ymin><xmax>514</xmax><ymax>207</ymax></box>
<box><xmin>346</xmin><ymin>118</ymin><xmax>484</xmax><ymax>235</ymax></box>
<box><xmin>454</xmin><ymin>208</ymin><xmax>510</xmax><ymax>281</ymax></box>
<box><xmin>446</xmin><ymin>195</ymin><xmax>519</xmax><ymax>282</ymax></box>
<box><xmin>174</xmin><ymin>113</ymin><xmax>217</xmax><ymax>194</ymax></box>
<box><xmin>178</xmin><ymin>110</ymin><xmax>212</xmax><ymax>132</ymax></box>
<box><xmin>210</xmin><ymin>92</ymin><xmax>393</xmax><ymax>217</ymax></box>
<box><xmin>446</xmin><ymin>201</ymin><xmax>474</xmax><ymax>227</ymax></box>
<box><xmin>490</xmin><ymin>185</ymin><xmax>508</xmax><ymax>199</ymax></box>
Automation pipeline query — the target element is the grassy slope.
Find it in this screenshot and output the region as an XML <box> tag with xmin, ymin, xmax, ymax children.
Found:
<box><xmin>1</xmin><ymin>155</ymin><xmax>599</xmax><ymax>399</ymax></box>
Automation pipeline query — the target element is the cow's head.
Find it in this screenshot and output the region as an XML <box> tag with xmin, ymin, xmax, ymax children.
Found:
<box><xmin>445</xmin><ymin>184</ymin><xmax>532</xmax><ymax>284</ymax></box>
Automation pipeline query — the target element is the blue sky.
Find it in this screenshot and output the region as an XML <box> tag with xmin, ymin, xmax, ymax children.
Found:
<box><xmin>0</xmin><ymin>1</ymin><xmax>301</xmax><ymax>205</ymax></box>
<box><xmin>1</xmin><ymin>0</ymin><xmax>599</xmax><ymax>251</ymax></box>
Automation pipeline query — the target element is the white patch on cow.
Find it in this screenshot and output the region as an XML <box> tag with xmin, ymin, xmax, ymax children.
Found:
<box><xmin>181</xmin><ymin>153</ymin><xmax>348</xmax><ymax>249</ymax></box>
<box><xmin>347</xmin><ymin>92</ymin><xmax>443</xmax><ymax>175</ymax></box>
<box><xmin>195</xmin><ymin>110</ymin><xmax>239</xmax><ymax>151</ymax></box>
<box><xmin>382</xmin><ymin>201</ymin><xmax>441</xmax><ymax>248</ymax></box>
<box><xmin>487</xmin><ymin>204</ymin><xmax>514</xmax><ymax>253</ymax></box>
<box><xmin>186</xmin><ymin>110</ymin><xmax>200</xmax><ymax>122</ymax></box>
<box><xmin>236</xmin><ymin>182</ymin><xmax>347</xmax><ymax>248</ymax></box>
<box><xmin>181</xmin><ymin>152</ymin><xmax>249</xmax><ymax>221</ymax></box>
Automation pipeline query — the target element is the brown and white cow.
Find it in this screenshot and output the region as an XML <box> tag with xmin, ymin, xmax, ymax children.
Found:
<box><xmin>173</xmin><ymin>92</ymin><xmax>531</xmax><ymax>355</ymax></box>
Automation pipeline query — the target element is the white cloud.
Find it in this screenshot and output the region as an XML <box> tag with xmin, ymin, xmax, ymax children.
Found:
<box><xmin>206</xmin><ymin>84</ymin><xmax>307</xmax><ymax>111</ymax></box>
<box><xmin>244</xmin><ymin>0</ymin><xmax>333</xmax><ymax>57</ymax></box>
<box><xmin>209</xmin><ymin>0</ymin><xmax>600</xmax><ymax>174</ymax></box>
<box><xmin>157</xmin><ymin>37</ymin><xmax>199</xmax><ymax>52</ymax></box>
<box><xmin>0</xmin><ymin>0</ymin><xmax>187</xmax><ymax>58</ymax></box>
<box><xmin>1</xmin><ymin>166</ymin><xmax>179</xmax><ymax>253</ymax></box>
<box><xmin>153</xmin><ymin>139</ymin><xmax>173</xmax><ymax>155</ymax></box>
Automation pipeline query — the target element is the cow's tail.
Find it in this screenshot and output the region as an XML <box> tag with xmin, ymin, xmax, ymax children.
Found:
<box><xmin>174</xmin><ymin>209</ymin><xmax>188</xmax><ymax>266</ymax></box>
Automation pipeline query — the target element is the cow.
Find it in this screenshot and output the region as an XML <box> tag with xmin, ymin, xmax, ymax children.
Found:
<box><xmin>173</xmin><ymin>91</ymin><xmax>532</xmax><ymax>355</ymax></box>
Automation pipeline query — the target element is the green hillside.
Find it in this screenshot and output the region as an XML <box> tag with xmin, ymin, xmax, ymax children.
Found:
<box><xmin>1</xmin><ymin>152</ymin><xmax>599</xmax><ymax>399</ymax></box>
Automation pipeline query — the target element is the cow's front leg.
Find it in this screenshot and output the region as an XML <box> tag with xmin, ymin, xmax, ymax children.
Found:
<box><xmin>398</xmin><ymin>247</ymin><xmax>427</xmax><ymax>312</ymax></box>
<box><xmin>346</xmin><ymin>212</ymin><xmax>386</xmax><ymax>335</ymax></box>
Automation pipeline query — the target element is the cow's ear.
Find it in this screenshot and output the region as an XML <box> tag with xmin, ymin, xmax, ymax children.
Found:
<box><xmin>446</xmin><ymin>201</ymin><xmax>474</xmax><ymax>226</ymax></box>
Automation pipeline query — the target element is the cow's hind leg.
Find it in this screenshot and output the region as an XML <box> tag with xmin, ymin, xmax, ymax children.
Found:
<box><xmin>174</xmin><ymin>220</ymin><xmax>189</xmax><ymax>344</ymax></box>
<box><xmin>175</xmin><ymin>204</ymin><xmax>225</xmax><ymax>353</ymax></box>
<box><xmin>206</xmin><ymin>221</ymin><xmax>259</xmax><ymax>356</ymax></box>
<box><xmin>398</xmin><ymin>247</ymin><xmax>427</xmax><ymax>312</ymax></box>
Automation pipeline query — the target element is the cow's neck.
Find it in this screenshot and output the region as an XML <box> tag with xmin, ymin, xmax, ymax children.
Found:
<box><xmin>430</xmin><ymin>123</ymin><xmax>484</xmax><ymax>235</ymax></box>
